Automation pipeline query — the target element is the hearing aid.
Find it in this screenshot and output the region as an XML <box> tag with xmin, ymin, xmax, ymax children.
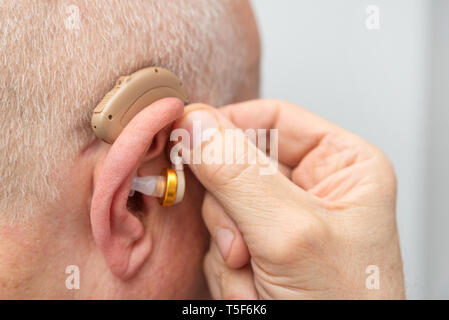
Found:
<box><xmin>92</xmin><ymin>66</ymin><xmax>188</xmax><ymax>143</ymax></box>
<box><xmin>91</xmin><ymin>67</ymin><xmax>188</xmax><ymax>207</ymax></box>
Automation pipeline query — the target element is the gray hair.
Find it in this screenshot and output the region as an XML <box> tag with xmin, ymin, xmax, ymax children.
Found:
<box><xmin>0</xmin><ymin>0</ymin><xmax>257</xmax><ymax>221</ymax></box>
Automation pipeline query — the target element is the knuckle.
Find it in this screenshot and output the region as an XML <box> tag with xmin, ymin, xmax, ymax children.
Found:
<box><xmin>201</xmin><ymin>193</ymin><xmax>215</xmax><ymax>220</ymax></box>
<box><xmin>370</xmin><ymin>146</ymin><xmax>398</xmax><ymax>197</ymax></box>
<box><xmin>264</xmin><ymin>98</ymin><xmax>288</xmax><ymax>107</ymax></box>
<box><xmin>264</xmin><ymin>215</ymin><xmax>328</xmax><ymax>264</ymax></box>
<box><xmin>203</xmin><ymin>250</ymin><xmax>214</xmax><ymax>273</ymax></box>
<box><xmin>203</xmin><ymin>247</ymin><xmax>222</xmax><ymax>278</ymax></box>
<box><xmin>204</xmin><ymin>160</ymin><xmax>254</xmax><ymax>191</ymax></box>
<box><xmin>196</xmin><ymin>127</ymin><xmax>259</xmax><ymax>189</ymax></box>
<box><xmin>203</xmin><ymin>248</ymin><xmax>229</xmax><ymax>293</ymax></box>
<box><xmin>378</xmin><ymin>150</ymin><xmax>397</xmax><ymax>185</ymax></box>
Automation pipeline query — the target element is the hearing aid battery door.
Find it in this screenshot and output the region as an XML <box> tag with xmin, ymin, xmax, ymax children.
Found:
<box><xmin>91</xmin><ymin>67</ymin><xmax>189</xmax><ymax>144</ymax></box>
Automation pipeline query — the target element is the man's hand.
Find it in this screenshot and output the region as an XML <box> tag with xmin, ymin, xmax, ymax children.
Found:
<box><xmin>173</xmin><ymin>99</ymin><xmax>405</xmax><ymax>299</ymax></box>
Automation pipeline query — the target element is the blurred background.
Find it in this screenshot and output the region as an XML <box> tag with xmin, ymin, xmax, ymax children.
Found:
<box><xmin>252</xmin><ymin>0</ymin><xmax>449</xmax><ymax>299</ymax></box>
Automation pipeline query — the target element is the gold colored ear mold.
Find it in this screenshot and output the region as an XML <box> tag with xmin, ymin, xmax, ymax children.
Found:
<box><xmin>92</xmin><ymin>67</ymin><xmax>189</xmax><ymax>144</ymax></box>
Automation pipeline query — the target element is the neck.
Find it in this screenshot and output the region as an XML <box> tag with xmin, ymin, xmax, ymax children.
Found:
<box><xmin>0</xmin><ymin>213</ymin><xmax>89</xmax><ymax>299</ymax></box>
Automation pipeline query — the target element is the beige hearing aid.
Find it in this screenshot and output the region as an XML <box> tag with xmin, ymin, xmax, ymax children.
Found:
<box><xmin>92</xmin><ymin>67</ymin><xmax>188</xmax><ymax>207</ymax></box>
<box><xmin>92</xmin><ymin>66</ymin><xmax>188</xmax><ymax>143</ymax></box>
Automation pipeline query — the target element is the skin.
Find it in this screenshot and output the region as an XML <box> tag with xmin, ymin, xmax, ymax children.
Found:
<box><xmin>173</xmin><ymin>101</ymin><xmax>405</xmax><ymax>299</ymax></box>
<box><xmin>0</xmin><ymin>1</ymin><xmax>260</xmax><ymax>299</ymax></box>
<box><xmin>0</xmin><ymin>1</ymin><xmax>404</xmax><ymax>299</ymax></box>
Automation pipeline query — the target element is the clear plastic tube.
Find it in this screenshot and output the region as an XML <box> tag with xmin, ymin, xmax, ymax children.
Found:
<box><xmin>129</xmin><ymin>162</ymin><xmax>185</xmax><ymax>205</ymax></box>
<box><xmin>130</xmin><ymin>175</ymin><xmax>166</xmax><ymax>197</ymax></box>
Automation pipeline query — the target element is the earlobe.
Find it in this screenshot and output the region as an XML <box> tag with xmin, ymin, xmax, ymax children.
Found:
<box><xmin>90</xmin><ymin>98</ymin><xmax>184</xmax><ymax>279</ymax></box>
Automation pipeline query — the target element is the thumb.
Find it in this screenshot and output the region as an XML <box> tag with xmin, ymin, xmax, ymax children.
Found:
<box><xmin>172</xmin><ymin>104</ymin><xmax>313</xmax><ymax>233</ymax></box>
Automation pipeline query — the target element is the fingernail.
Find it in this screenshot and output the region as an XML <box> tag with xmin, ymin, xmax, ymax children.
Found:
<box><xmin>215</xmin><ymin>228</ymin><xmax>234</xmax><ymax>260</ymax></box>
<box><xmin>179</xmin><ymin>110</ymin><xmax>218</xmax><ymax>149</ymax></box>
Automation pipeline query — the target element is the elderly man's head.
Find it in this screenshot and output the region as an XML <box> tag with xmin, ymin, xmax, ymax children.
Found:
<box><xmin>0</xmin><ymin>0</ymin><xmax>259</xmax><ymax>298</ymax></box>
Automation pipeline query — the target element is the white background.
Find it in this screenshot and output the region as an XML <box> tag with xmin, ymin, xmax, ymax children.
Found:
<box><xmin>252</xmin><ymin>0</ymin><xmax>449</xmax><ymax>299</ymax></box>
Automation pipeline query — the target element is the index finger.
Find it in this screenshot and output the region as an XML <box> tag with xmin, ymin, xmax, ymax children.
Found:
<box><xmin>219</xmin><ymin>99</ymin><xmax>341</xmax><ymax>167</ymax></box>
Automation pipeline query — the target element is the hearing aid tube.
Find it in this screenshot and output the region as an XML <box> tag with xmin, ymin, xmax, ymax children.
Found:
<box><xmin>129</xmin><ymin>164</ymin><xmax>185</xmax><ymax>207</ymax></box>
<box><xmin>130</xmin><ymin>175</ymin><xmax>166</xmax><ymax>198</ymax></box>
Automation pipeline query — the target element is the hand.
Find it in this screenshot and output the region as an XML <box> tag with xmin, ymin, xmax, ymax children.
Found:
<box><xmin>173</xmin><ymin>99</ymin><xmax>405</xmax><ymax>299</ymax></box>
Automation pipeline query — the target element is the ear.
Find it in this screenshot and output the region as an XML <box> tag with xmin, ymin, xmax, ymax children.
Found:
<box><xmin>90</xmin><ymin>98</ymin><xmax>184</xmax><ymax>279</ymax></box>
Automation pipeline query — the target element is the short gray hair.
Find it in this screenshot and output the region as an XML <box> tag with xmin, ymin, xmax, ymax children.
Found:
<box><xmin>0</xmin><ymin>0</ymin><xmax>257</xmax><ymax>221</ymax></box>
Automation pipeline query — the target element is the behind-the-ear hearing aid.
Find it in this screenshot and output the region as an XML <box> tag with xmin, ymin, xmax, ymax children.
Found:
<box><xmin>91</xmin><ymin>67</ymin><xmax>188</xmax><ymax>207</ymax></box>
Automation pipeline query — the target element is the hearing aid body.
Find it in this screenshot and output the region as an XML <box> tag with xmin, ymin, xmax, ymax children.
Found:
<box><xmin>92</xmin><ymin>67</ymin><xmax>188</xmax><ymax>206</ymax></box>
<box><xmin>92</xmin><ymin>67</ymin><xmax>188</xmax><ymax>144</ymax></box>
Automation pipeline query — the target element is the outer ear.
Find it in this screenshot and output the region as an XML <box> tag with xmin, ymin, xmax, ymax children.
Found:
<box><xmin>90</xmin><ymin>98</ymin><xmax>184</xmax><ymax>279</ymax></box>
